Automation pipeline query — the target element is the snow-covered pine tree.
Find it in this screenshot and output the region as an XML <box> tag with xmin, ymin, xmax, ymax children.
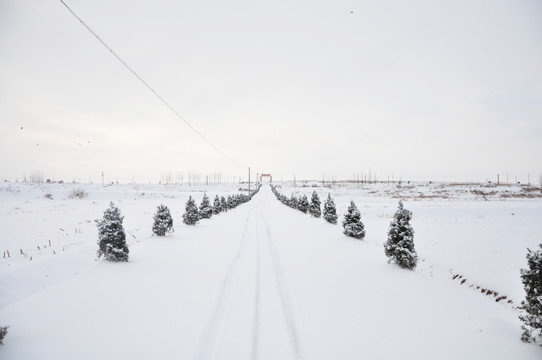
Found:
<box><xmin>213</xmin><ymin>195</ymin><xmax>221</xmax><ymax>215</ymax></box>
<box><xmin>280</xmin><ymin>194</ymin><xmax>288</xmax><ymax>205</ymax></box>
<box><xmin>96</xmin><ymin>202</ymin><xmax>129</xmax><ymax>262</ymax></box>
<box><xmin>298</xmin><ymin>194</ymin><xmax>309</xmax><ymax>213</ymax></box>
<box><xmin>152</xmin><ymin>204</ymin><xmax>173</xmax><ymax>236</ymax></box>
<box><xmin>183</xmin><ymin>196</ymin><xmax>199</xmax><ymax>225</ymax></box>
<box><xmin>519</xmin><ymin>244</ymin><xmax>542</xmax><ymax>344</ymax></box>
<box><xmin>220</xmin><ymin>196</ymin><xmax>228</xmax><ymax>212</ymax></box>
<box><xmin>342</xmin><ymin>201</ymin><xmax>365</xmax><ymax>239</ymax></box>
<box><xmin>231</xmin><ymin>195</ymin><xmax>239</xmax><ymax>208</ymax></box>
<box><xmin>289</xmin><ymin>195</ymin><xmax>298</xmax><ymax>209</ymax></box>
<box><xmin>309</xmin><ymin>191</ymin><xmax>321</xmax><ymax>218</ymax></box>
<box><xmin>199</xmin><ymin>193</ymin><xmax>213</xmax><ymax>219</ymax></box>
<box><xmin>227</xmin><ymin>195</ymin><xmax>235</xmax><ymax>209</ymax></box>
<box><xmin>0</xmin><ymin>326</ymin><xmax>8</xmax><ymax>345</ymax></box>
<box><xmin>384</xmin><ymin>201</ymin><xmax>417</xmax><ymax>269</ymax></box>
<box><xmin>323</xmin><ymin>193</ymin><xmax>338</xmax><ymax>224</ymax></box>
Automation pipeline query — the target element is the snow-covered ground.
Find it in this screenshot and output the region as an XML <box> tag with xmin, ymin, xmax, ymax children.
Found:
<box><xmin>0</xmin><ymin>181</ymin><xmax>541</xmax><ymax>359</ymax></box>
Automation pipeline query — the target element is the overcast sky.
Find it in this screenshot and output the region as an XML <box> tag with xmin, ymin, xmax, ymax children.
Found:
<box><xmin>1</xmin><ymin>0</ymin><xmax>541</xmax><ymax>183</ymax></box>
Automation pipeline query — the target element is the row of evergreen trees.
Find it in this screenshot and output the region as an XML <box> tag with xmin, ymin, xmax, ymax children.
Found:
<box><xmin>271</xmin><ymin>185</ymin><xmax>542</xmax><ymax>345</ymax></box>
<box><xmin>181</xmin><ymin>192</ymin><xmax>257</xmax><ymax>226</ymax></box>
<box><xmin>271</xmin><ymin>186</ymin><xmax>338</xmax><ymax>223</ymax></box>
<box><xmin>97</xmin><ymin>185</ymin><xmax>261</xmax><ymax>262</ymax></box>
<box><xmin>0</xmin><ymin>186</ymin><xmax>263</xmax><ymax>346</ymax></box>
<box><xmin>270</xmin><ymin>185</ymin><xmax>417</xmax><ymax>270</ymax></box>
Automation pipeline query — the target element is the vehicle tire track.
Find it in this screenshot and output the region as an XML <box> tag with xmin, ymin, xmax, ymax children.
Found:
<box><xmin>259</xmin><ymin>210</ymin><xmax>307</xmax><ymax>360</ymax></box>
<box><xmin>250</xmin><ymin>210</ymin><xmax>261</xmax><ymax>360</ymax></box>
<box><xmin>193</xmin><ymin>205</ymin><xmax>256</xmax><ymax>360</ymax></box>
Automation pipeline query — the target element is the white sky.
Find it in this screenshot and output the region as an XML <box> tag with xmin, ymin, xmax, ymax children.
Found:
<box><xmin>1</xmin><ymin>0</ymin><xmax>541</xmax><ymax>183</ymax></box>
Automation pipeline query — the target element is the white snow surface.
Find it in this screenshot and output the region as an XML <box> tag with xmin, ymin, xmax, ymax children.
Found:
<box><xmin>0</xmin><ymin>181</ymin><xmax>541</xmax><ymax>359</ymax></box>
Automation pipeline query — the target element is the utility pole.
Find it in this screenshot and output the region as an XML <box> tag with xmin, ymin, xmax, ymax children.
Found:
<box><xmin>248</xmin><ymin>167</ymin><xmax>251</xmax><ymax>195</ymax></box>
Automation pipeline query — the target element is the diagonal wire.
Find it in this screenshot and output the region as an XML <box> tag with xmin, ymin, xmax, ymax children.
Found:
<box><xmin>59</xmin><ymin>0</ymin><xmax>244</xmax><ymax>167</ymax></box>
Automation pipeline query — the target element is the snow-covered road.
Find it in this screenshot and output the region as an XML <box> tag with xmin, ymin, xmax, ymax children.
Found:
<box><xmin>0</xmin><ymin>184</ymin><xmax>540</xmax><ymax>359</ymax></box>
<box><xmin>194</xmin><ymin>194</ymin><xmax>305</xmax><ymax>360</ymax></box>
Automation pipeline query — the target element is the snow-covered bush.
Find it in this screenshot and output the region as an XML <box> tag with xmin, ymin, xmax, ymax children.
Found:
<box><xmin>183</xmin><ymin>196</ymin><xmax>199</xmax><ymax>225</ymax></box>
<box><xmin>199</xmin><ymin>193</ymin><xmax>213</xmax><ymax>219</ymax></box>
<box><xmin>384</xmin><ymin>201</ymin><xmax>417</xmax><ymax>269</ymax></box>
<box><xmin>342</xmin><ymin>201</ymin><xmax>365</xmax><ymax>239</ymax></box>
<box><xmin>213</xmin><ymin>195</ymin><xmax>221</xmax><ymax>215</ymax></box>
<box><xmin>0</xmin><ymin>326</ymin><xmax>8</xmax><ymax>345</ymax></box>
<box><xmin>152</xmin><ymin>204</ymin><xmax>173</xmax><ymax>236</ymax></box>
<box><xmin>520</xmin><ymin>244</ymin><xmax>542</xmax><ymax>344</ymax></box>
<box><xmin>298</xmin><ymin>194</ymin><xmax>309</xmax><ymax>213</ymax></box>
<box><xmin>309</xmin><ymin>191</ymin><xmax>321</xmax><ymax>218</ymax></box>
<box><xmin>96</xmin><ymin>202</ymin><xmax>129</xmax><ymax>262</ymax></box>
<box><xmin>323</xmin><ymin>193</ymin><xmax>338</xmax><ymax>224</ymax></box>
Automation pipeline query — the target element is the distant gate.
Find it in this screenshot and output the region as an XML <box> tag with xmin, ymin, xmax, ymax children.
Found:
<box><xmin>260</xmin><ymin>173</ymin><xmax>272</xmax><ymax>182</ymax></box>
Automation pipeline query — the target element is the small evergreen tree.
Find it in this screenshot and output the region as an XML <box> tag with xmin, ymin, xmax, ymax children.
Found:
<box><xmin>183</xmin><ymin>196</ymin><xmax>199</xmax><ymax>225</ymax></box>
<box><xmin>227</xmin><ymin>195</ymin><xmax>235</xmax><ymax>209</ymax></box>
<box><xmin>96</xmin><ymin>202</ymin><xmax>129</xmax><ymax>262</ymax></box>
<box><xmin>520</xmin><ymin>244</ymin><xmax>542</xmax><ymax>344</ymax></box>
<box><xmin>213</xmin><ymin>195</ymin><xmax>221</xmax><ymax>215</ymax></box>
<box><xmin>323</xmin><ymin>193</ymin><xmax>338</xmax><ymax>224</ymax></box>
<box><xmin>289</xmin><ymin>195</ymin><xmax>298</xmax><ymax>209</ymax></box>
<box><xmin>231</xmin><ymin>195</ymin><xmax>239</xmax><ymax>208</ymax></box>
<box><xmin>309</xmin><ymin>191</ymin><xmax>321</xmax><ymax>218</ymax></box>
<box><xmin>384</xmin><ymin>201</ymin><xmax>417</xmax><ymax>269</ymax></box>
<box><xmin>298</xmin><ymin>194</ymin><xmax>309</xmax><ymax>213</ymax></box>
<box><xmin>342</xmin><ymin>201</ymin><xmax>365</xmax><ymax>239</ymax></box>
<box><xmin>0</xmin><ymin>326</ymin><xmax>8</xmax><ymax>345</ymax></box>
<box><xmin>220</xmin><ymin>196</ymin><xmax>228</xmax><ymax>212</ymax></box>
<box><xmin>152</xmin><ymin>204</ymin><xmax>173</xmax><ymax>236</ymax></box>
<box><xmin>199</xmin><ymin>193</ymin><xmax>213</xmax><ymax>219</ymax></box>
<box><xmin>280</xmin><ymin>194</ymin><xmax>288</xmax><ymax>205</ymax></box>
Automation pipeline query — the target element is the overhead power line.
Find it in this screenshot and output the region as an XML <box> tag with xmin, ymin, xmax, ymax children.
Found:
<box><xmin>58</xmin><ymin>0</ymin><xmax>244</xmax><ymax>168</ymax></box>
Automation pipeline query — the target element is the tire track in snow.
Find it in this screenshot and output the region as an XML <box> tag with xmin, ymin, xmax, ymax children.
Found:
<box><xmin>250</xmin><ymin>210</ymin><xmax>261</xmax><ymax>360</ymax></box>
<box><xmin>259</xmin><ymin>209</ymin><xmax>307</xmax><ymax>360</ymax></box>
<box><xmin>193</xmin><ymin>205</ymin><xmax>256</xmax><ymax>360</ymax></box>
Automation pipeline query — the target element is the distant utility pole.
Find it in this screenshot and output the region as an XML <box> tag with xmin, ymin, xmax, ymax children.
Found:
<box><xmin>248</xmin><ymin>167</ymin><xmax>251</xmax><ymax>195</ymax></box>
<box><xmin>497</xmin><ymin>174</ymin><xmax>500</xmax><ymax>185</ymax></box>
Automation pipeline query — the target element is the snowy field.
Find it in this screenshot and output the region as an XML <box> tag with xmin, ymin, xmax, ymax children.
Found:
<box><xmin>0</xmin><ymin>181</ymin><xmax>541</xmax><ymax>359</ymax></box>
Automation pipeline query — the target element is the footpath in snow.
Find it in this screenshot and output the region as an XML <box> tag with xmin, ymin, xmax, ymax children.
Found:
<box><xmin>0</xmin><ymin>185</ymin><xmax>540</xmax><ymax>359</ymax></box>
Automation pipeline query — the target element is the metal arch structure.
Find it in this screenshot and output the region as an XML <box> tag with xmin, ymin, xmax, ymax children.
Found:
<box><xmin>260</xmin><ymin>173</ymin><xmax>272</xmax><ymax>182</ymax></box>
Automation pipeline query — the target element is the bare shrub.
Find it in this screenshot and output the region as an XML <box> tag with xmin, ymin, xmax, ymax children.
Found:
<box><xmin>29</xmin><ymin>170</ymin><xmax>44</xmax><ymax>183</ymax></box>
<box><xmin>69</xmin><ymin>188</ymin><xmax>88</xmax><ymax>199</ymax></box>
